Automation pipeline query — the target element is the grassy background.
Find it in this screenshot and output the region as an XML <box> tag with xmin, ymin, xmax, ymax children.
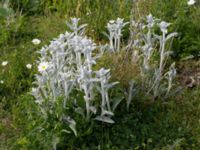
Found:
<box><xmin>1</xmin><ymin>0</ymin><xmax>200</xmax><ymax>149</ymax></box>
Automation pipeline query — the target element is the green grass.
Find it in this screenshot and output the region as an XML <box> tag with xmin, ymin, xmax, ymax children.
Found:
<box><xmin>1</xmin><ymin>0</ymin><xmax>200</xmax><ymax>149</ymax></box>
<box><xmin>1</xmin><ymin>87</ymin><xmax>200</xmax><ymax>149</ymax></box>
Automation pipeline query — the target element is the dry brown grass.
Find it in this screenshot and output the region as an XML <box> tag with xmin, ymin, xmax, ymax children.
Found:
<box><xmin>96</xmin><ymin>51</ymin><xmax>140</xmax><ymax>87</ymax></box>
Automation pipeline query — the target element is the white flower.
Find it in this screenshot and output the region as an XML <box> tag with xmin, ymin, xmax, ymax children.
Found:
<box><xmin>188</xmin><ymin>0</ymin><xmax>196</xmax><ymax>5</ymax></box>
<box><xmin>32</xmin><ymin>87</ymin><xmax>38</xmax><ymax>94</ymax></box>
<box><xmin>86</xmin><ymin>11</ymin><xmax>91</xmax><ymax>15</ymax></box>
<box><xmin>26</xmin><ymin>64</ymin><xmax>32</xmax><ymax>69</ymax></box>
<box><xmin>32</xmin><ymin>39</ymin><xmax>41</xmax><ymax>45</ymax></box>
<box><xmin>2</xmin><ymin>61</ymin><xmax>8</xmax><ymax>66</ymax></box>
<box><xmin>0</xmin><ymin>80</ymin><xmax>4</xmax><ymax>84</ymax></box>
<box><xmin>109</xmin><ymin>20</ymin><xmax>115</xmax><ymax>24</ymax></box>
<box><xmin>38</xmin><ymin>62</ymin><xmax>49</xmax><ymax>73</ymax></box>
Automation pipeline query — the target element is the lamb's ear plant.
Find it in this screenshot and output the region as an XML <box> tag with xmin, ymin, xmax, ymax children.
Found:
<box><xmin>31</xmin><ymin>18</ymin><xmax>120</xmax><ymax>148</ymax></box>
<box><xmin>94</xmin><ymin>68</ymin><xmax>119</xmax><ymax>123</ymax></box>
<box><xmin>125</xmin><ymin>80</ymin><xmax>136</xmax><ymax>111</ymax></box>
<box><xmin>151</xmin><ymin>20</ymin><xmax>177</xmax><ymax>99</ymax></box>
<box><xmin>127</xmin><ymin>13</ymin><xmax>178</xmax><ymax>100</ymax></box>
<box><xmin>31</xmin><ymin>14</ymin><xmax>178</xmax><ymax>149</ymax></box>
<box><xmin>106</xmin><ymin>18</ymin><xmax>129</xmax><ymax>52</ymax></box>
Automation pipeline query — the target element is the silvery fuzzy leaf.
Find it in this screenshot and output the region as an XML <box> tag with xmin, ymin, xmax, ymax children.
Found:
<box><xmin>104</xmin><ymin>82</ymin><xmax>119</xmax><ymax>90</ymax></box>
<box><xmin>131</xmin><ymin>20</ymin><xmax>136</xmax><ymax>26</ymax></box>
<box><xmin>35</xmin><ymin>99</ymin><xmax>43</xmax><ymax>105</ymax></box>
<box><xmin>61</xmin><ymin>129</ymin><xmax>71</xmax><ymax>134</ymax></box>
<box><xmin>102</xmin><ymin>110</ymin><xmax>114</xmax><ymax>116</ymax></box>
<box><xmin>107</xmin><ymin>23</ymin><xmax>117</xmax><ymax>30</ymax></box>
<box><xmin>35</xmin><ymin>74</ymin><xmax>47</xmax><ymax>85</ymax></box>
<box><xmin>122</xmin><ymin>22</ymin><xmax>129</xmax><ymax>27</ymax></box>
<box><xmin>78</xmin><ymin>67</ymin><xmax>92</xmax><ymax>80</ymax></box>
<box><xmin>127</xmin><ymin>80</ymin><xmax>136</xmax><ymax>111</ymax></box>
<box><xmin>95</xmin><ymin>115</ymin><xmax>115</xmax><ymax>124</ymax></box>
<box><xmin>168</xmin><ymin>69</ymin><xmax>176</xmax><ymax>79</ymax></box>
<box><xmin>77</xmin><ymin>24</ymin><xmax>88</xmax><ymax>31</ymax></box>
<box><xmin>39</xmin><ymin>107</ymin><xmax>47</xmax><ymax>118</ymax></box>
<box><xmin>86</xmin><ymin>58</ymin><xmax>96</xmax><ymax>65</ymax></box>
<box><xmin>64</xmin><ymin>81</ymin><xmax>75</xmax><ymax>98</ymax></box>
<box><xmin>116</xmin><ymin>18</ymin><xmax>124</xmax><ymax>24</ymax></box>
<box><xmin>181</xmin><ymin>55</ymin><xmax>194</xmax><ymax>61</ymax></box>
<box><xmin>133</xmin><ymin>39</ymin><xmax>140</xmax><ymax>46</ymax></box>
<box><xmin>66</xmin><ymin>22</ymin><xmax>75</xmax><ymax>31</ymax></box>
<box><xmin>147</xmin><ymin>14</ymin><xmax>154</xmax><ymax>28</ymax></box>
<box><xmin>59</xmin><ymin>34</ymin><xmax>66</xmax><ymax>42</ymax></box>
<box><xmin>59</xmin><ymin>72</ymin><xmax>71</xmax><ymax>80</ymax></box>
<box><xmin>50</xmin><ymin>40</ymin><xmax>62</xmax><ymax>48</ymax></box>
<box><xmin>63</xmin><ymin>116</ymin><xmax>77</xmax><ymax>136</ymax></box>
<box><xmin>112</xmin><ymin>96</ymin><xmax>124</xmax><ymax>111</ymax></box>
<box><xmin>159</xmin><ymin>21</ymin><xmax>171</xmax><ymax>33</ymax></box>
<box><xmin>153</xmin><ymin>34</ymin><xmax>161</xmax><ymax>40</ymax></box>
<box><xmin>78</xmin><ymin>29</ymin><xmax>86</xmax><ymax>37</ymax></box>
<box><xmin>93</xmin><ymin>53</ymin><xmax>102</xmax><ymax>60</ymax></box>
<box><xmin>65</xmin><ymin>31</ymin><xmax>71</xmax><ymax>36</ymax></box>
<box><xmin>169</xmin><ymin>62</ymin><xmax>176</xmax><ymax>76</ymax></box>
<box><xmin>69</xmin><ymin>122</ymin><xmax>77</xmax><ymax>136</ymax></box>
<box><xmin>164</xmin><ymin>51</ymin><xmax>173</xmax><ymax>56</ymax></box>
<box><xmin>71</xmin><ymin>18</ymin><xmax>80</xmax><ymax>25</ymax></box>
<box><xmin>95</xmin><ymin>68</ymin><xmax>110</xmax><ymax>77</ymax></box>
<box><xmin>166</xmin><ymin>32</ymin><xmax>178</xmax><ymax>41</ymax></box>
<box><xmin>52</xmin><ymin>136</ymin><xmax>60</xmax><ymax>150</ymax></box>
<box><xmin>75</xmin><ymin>107</ymin><xmax>85</xmax><ymax>117</ymax></box>
<box><xmin>89</xmin><ymin>78</ymin><xmax>100</xmax><ymax>82</ymax></box>
<box><xmin>39</xmin><ymin>47</ymin><xmax>48</xmax><ymax>55</ymax></box>
<box><xmin>95</xmin><ymin>85</ymin><xmax>101</xmax><ymax>92</ymax></box>
<box><xmin>102</xmin><ymin>31</ymin><xmax>110</xmax><ymax>39</ymax></box>
<box><xmin>154</xmin><ymin>68</ymin><xmax>160</xmax><ymax>77</ymax></box>
<box><xmin>89</xmin><ymin>106</ymin><xmax>97</xmax><ymax>114</ymax></box>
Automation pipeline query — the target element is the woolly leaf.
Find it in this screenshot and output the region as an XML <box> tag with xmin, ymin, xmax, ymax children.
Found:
<box><xmin>95</xmin><ymin>116</ymin><xmax>115</xmax><ymax>124</ymax></box>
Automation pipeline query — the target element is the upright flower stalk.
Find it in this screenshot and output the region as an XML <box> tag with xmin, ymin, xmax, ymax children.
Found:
<box><xmin>32</xmin><ymin>18</ymin><xmax>119</xmax><ymax>139</ymax></box>
<box><xmin>106</xmin><ymin>18</ymin><xmax>129</xmax><ymax>52</ymax></box>
<box><xmin>31</xmin><ymin>15</ymin><xmax>178</xmax><ymax>146</ymax></box>
<box><xmin>130</xmin><ymin>14</ymin><xmax>177</xmax><ymax>99</ymax></box>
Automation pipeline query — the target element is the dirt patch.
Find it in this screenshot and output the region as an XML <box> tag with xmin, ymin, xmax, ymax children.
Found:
<box><xmin>177</xmin><ymin>59</ymin><xmax>200</xmax><ymax>88</ymax></box>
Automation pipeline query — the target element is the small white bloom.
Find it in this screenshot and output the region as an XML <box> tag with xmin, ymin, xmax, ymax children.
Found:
<box><xmin>38</xmin><ymin>62</ymin><xmax>49</xmax><ymax>73</ymax></box>
<box><xmin>188</xmin><ymin>0</ymin><xmax>196</xmax><ymax>5</ymax></box>
<box><xmin>86</xmin><ymin>11</ymin><xmax>91</xmax><ymax>15</ymax></box>
<box><xmin>26</xmin><ymin>64</ymin><xmax>32</xmax><ymax>69</ymax></box>
<box><xmin>2</xmin><ymin>61</ymin><xmax>8</xmax><ymax>66</ymax></box>
<box><xmin>32</xmin><ymin>39</ymin><xmax>41</xmax><ymax>45</ymax></box>
<box><xmin>109</xmin><ymin>20</ymin><xmax>115</xmax><ymax>24</ymax></box>
<box><xmin>32</xmin><ymin>87</ymin><xmax>36</xmax><ymax>92</ymax></box>
<box><xmin>0</xmin><ymin>80</ymin><xmax>4</xmax><ymax>84</ymax></box>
